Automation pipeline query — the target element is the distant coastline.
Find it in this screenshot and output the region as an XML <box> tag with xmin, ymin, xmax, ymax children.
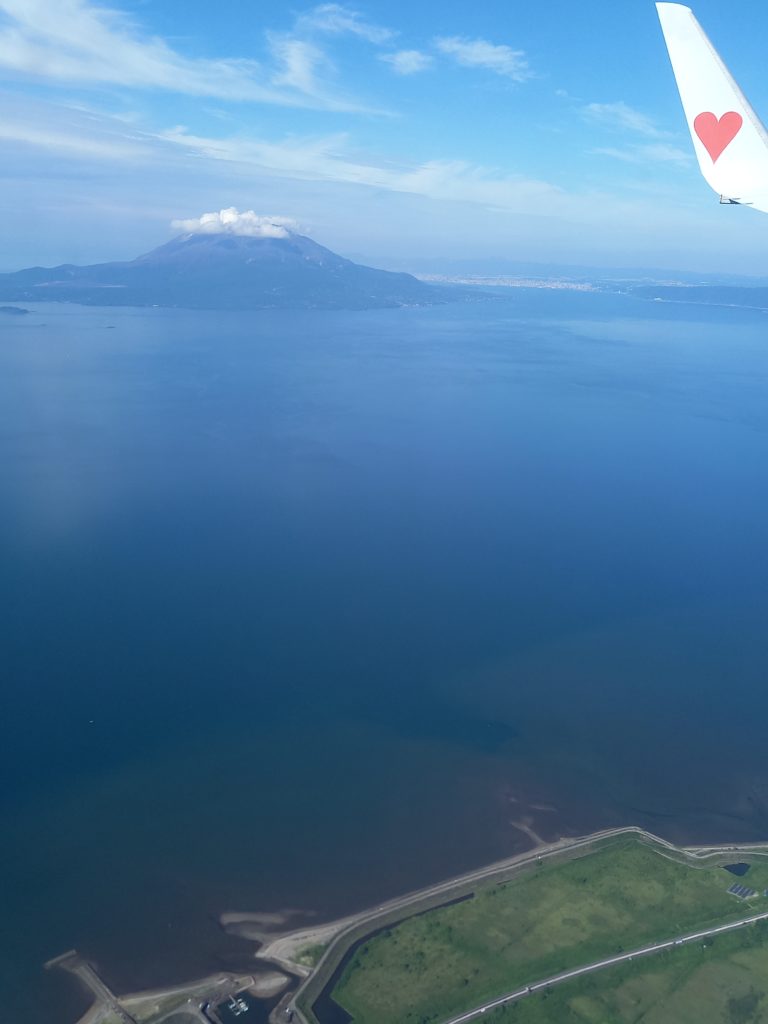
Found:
<box><xmin>415</xmin><ymin>274</ymin><xmax>597</xmax><ymax>292</ymax></box>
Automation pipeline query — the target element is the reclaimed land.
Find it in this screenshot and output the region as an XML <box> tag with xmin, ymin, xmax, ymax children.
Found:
<box><xmin>481</xmin><ymin>919</ymin><xmax>768</xmax><ymax>1024</ymax></box>
<box><xmin>294</xmin><ymin>831</ymin><xmax>768</xmax><ymax>1024</ymax></box>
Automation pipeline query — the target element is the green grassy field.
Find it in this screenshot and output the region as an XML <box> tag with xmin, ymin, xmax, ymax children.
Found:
<box><xmin>485</xmin><ymin>919</ymin><xmax>768</xmax><ymax>1024</ymax></box>
<box><xmin>331</xmin><ymin>838</ymin><xmax>768</xmax><ymax>1024</ymax></box>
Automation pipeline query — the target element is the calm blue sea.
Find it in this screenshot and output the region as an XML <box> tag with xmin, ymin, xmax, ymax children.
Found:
<box><xmin>3</xmin><ymin>291</ymin><xmax>768</xmax><ymax>1023</ymax></box>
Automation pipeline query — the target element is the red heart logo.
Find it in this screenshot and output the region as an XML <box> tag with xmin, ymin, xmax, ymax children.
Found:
<box><xmin>694</xmin><ymin>111</ymin><xmax>743</xmax><ymax>162</ymax></box>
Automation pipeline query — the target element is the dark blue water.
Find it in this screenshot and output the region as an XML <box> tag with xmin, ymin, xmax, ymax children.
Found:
<box><xmin>3</xmin><ymin>292</ymin><xmax>768</xmax><ymax>1024</ymax></box>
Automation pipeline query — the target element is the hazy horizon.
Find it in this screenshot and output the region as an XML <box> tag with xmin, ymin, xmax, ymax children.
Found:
<box><xmin>3</xmin><ymin>222</ymin><xmax>768</xmax><ymax>285</ymax></box>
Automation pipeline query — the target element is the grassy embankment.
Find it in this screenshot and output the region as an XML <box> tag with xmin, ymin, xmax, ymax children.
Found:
<box><xmin>331</xmin><ymin>836</ymin><xmax>768</xmax><ymax>1024</ymax></box>
<box><xmin>484</xmin><ymin>919</ymin><xmax>768</xmax><ymax>1024</ymax></box>
<box><xmin>297</xmin><ymin>944</ymin><xmax>329</xmax><ymax>969</ymax></box>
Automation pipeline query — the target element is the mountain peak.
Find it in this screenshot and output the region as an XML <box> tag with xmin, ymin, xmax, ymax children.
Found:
<box><xmin>136</xmin><ymin>230</ymin><xmax>343</xmax><ymax>269</ymax></box>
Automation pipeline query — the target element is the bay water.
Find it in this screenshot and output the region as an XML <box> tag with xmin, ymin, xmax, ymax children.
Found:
<box><xmin>3</xmin><ymin>291</ymin><xmax>768</xmax><ymax>1023</ymax></box>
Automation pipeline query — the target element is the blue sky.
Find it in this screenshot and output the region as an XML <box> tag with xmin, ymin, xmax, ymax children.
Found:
<box><xmin>3</xmin><ymin>0</ymin><xmax>768</xmax><ymax>273</ymax></box>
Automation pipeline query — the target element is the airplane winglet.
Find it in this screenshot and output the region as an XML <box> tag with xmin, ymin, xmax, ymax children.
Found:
<box><xmin>656</xmin><ymin>3</ymin><xmax>768</xmax><ymax>212</ymax></box>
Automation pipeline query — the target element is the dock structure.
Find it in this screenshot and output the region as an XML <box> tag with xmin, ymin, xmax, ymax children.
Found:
<box><xmin>45</xmin><ymin>951</ymin><xmax>139</xmax><ymax>1024</ymax></box>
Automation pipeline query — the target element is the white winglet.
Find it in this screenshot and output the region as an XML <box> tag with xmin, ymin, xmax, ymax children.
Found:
<box><xmin>656</xmin><ymin>2</ymin><xmax>768</xmax><ymax>212</ymax></box>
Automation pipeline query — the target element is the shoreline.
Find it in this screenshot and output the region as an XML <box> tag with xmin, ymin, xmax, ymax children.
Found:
<box><xmin>248</xmin><ymin>825</ymin><xmax>768</xmax><ymax>972</ymax></box>
<box><xmin>62</xmin><ymin>826</ymin><xmax>768</xmax><ymax>1024</ymax></box>
<box><xmin>260</xmin><ymin>826</ymin><xmax>768</xmax><ymax>1024</ymax></box>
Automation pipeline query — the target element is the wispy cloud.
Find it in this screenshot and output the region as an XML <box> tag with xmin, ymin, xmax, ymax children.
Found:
<box><xmin>434</xmin><ymin>36</ymin><xmax>531</xmax><ymax>81</ymax></box>
<box><xmin>380</xmin><ymin>50</ymin><xmax>434</xmax><ymax>75</ymax></box>
<box><xmin>160</xmin><ymin>125</ymin><xmax>563</xmax><ymax>213</ymax></box>
<box><xmin>0</xmin><ymin>93</ymin><xmax>153</xmax><ymax>160</ymax></box>
<box><xmin>0</xmin><ymin>0</ymin><xmax>382</xmax><ymax>112</ymax></box>
<box><xmin>153</xmin><ymin>123</ymin><xmax>703</xmax><ymax>231</ymax></box>
<box><xmin>294</xmin><ymin>4</ymin><xmax>393</xmax><ymax>44</ymax></box>
<box><xmin>583</xmin><ymin>102</ymin><xmax>667</xmax><ymax>139</ymax></box>
<box><xmin>0</xmin><ymin>118</ymin><xmax>146</xmax><ymax>160</ymax></box>
<box><xmin>268</xmin><ymin>35</ymin><xmax>329</xmax><ymax>94</ymax></box>
<box><xmin>641</xmin><ymin>143</ymin><xmax>693</xmax><ymax>165</ymax></box>
<box><xmin>595</xmin><ymin>143</ymin><xmax>692</xmax><ymax>166</ymax></box>
<box><xmin>0</xmin><ymin>0</ymin><xmax>266</xmax><ymax>98</ymax></box>
<box><xmin>584</xmin><ymin>101</ymin><xmax>690</xmax><ymax>166</ymax></box>
<box><xmin>264</xmin><ymin>3</ymin><xmax>395</xmax><ymax>110</ymax></box>
<box><xmin>1</xmin><ymin>89</ymin><xmax>693</xmax><ymax>219</ymax></box>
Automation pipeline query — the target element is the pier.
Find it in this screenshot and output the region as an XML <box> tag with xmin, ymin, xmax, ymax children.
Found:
<box><xmin>45</xmin><ymin>951</ymin><xmax>139</xmax><ymax>1024</ymax></box>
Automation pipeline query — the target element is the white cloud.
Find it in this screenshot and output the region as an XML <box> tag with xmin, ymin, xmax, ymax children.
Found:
<box><xmin>380</xmin><ymin>50</ymin><xmax>433</xmax><ymax>75</ymax></box>
<box><xmin>262</xmin><ymin>4</ymin><xmax>395</xmax><ymax>111</ymax></box>
<box><xmin>434</xmin><ymin>36</ymin><xmax>531</xmax><ymax>81</ymax></box>
<box><xmin>295</xmin><ymin>4</ymin><xmax>393</xmax><ymax>44</ymax></box>
<box><xmin>0</xmin><ymin>0</ymin><xmax>380</xmax><ymax>112</ymax></box>
<box><xmin>171</xmin><ymin>208</ymin><xmax>299</xmax><ymax>238</ymax></box>
<box><xmin>0</xmin><ymin>0</ymin><xmax>265</xmax><ymax>98</ymax></box>
<box><xmin>583</xmin><ymin>102</ymin><xmax>667</xmax><ymax>139</ymax></box>
<box><xmin>269</xmin><ymin>35</ymin><xmax>329</xmax><ymax>94</ymax></box>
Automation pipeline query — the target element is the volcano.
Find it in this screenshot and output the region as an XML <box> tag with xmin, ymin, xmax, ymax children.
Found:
<box><xmin>0</xmin><ymin>231</ymin><xmax>441</xmax><ymax>310</ymax></box>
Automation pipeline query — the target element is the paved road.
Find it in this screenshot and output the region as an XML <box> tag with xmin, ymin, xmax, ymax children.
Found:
<box><xmin>444</xmin><ymin>909</ymin><xmax>768</xmax><ymax>1024</ymax></box>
